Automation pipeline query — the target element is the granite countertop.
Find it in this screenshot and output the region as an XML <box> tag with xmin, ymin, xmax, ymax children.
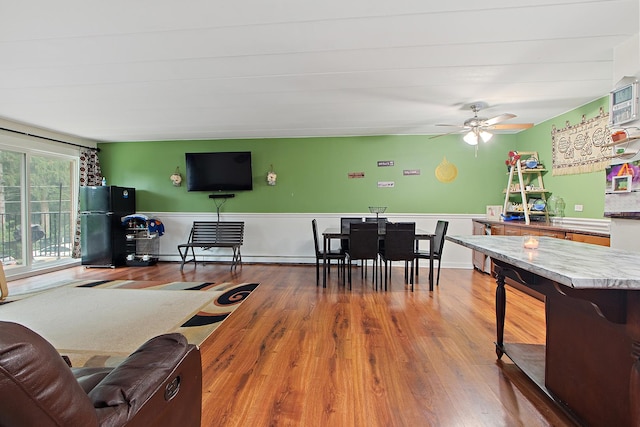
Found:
<box><xmin>447</xmin><ymin>235</ymin><xmax>640</xmax><ymax>290</ymax></box>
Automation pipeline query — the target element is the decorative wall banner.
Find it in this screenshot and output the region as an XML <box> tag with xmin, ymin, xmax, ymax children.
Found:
<box><xmin>377</xmin><ymin>181</ymin><xmax>395</xmax><ymax>188</ymax></box>
<box><xmin>551</xmin><ymin>107</ymin><xmax>610</xmax><ymax>176</ymax></box>
<box><xmin>377</xmin><ymin>160</ymin><xmax>394</xmax><ymax>167</ymax></box>
<box><xmin>348</xmin><ymin>172</ymin><xmax>365</xmax><ymax>179</ymax></box>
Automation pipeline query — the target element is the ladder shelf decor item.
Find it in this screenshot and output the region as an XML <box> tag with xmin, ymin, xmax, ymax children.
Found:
<box><xmin>503</xmin><ymin>151</ymin><xmax>549</xmax><ymax>225</ymax></box>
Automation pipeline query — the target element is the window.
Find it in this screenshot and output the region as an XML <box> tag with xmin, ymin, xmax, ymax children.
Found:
<box><xmin>0</xmin><ymin>130</ymin><xmax>80</xmax><ymax>279</ymax></box>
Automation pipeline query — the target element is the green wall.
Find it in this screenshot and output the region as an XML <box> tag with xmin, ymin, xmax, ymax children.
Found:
<box><xmin>98</xmin><ymin>97</ymin><xmax>609</xmax><ymax>217</ymax></box>
<box><xmin>515</xmin><ymin>96</ymin><xmax>608</xmax><ymax>219</ymax></box>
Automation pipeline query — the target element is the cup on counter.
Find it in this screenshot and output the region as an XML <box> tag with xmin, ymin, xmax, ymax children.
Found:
<box><xmin>142</xmin><ymin>254</ymin><xmax>150</xmax><ymax>261</ymax></box>
<box><xmin>127</xmin><ymin>254</ymin><xmax>135</xmax><ymax>261</ymax></box>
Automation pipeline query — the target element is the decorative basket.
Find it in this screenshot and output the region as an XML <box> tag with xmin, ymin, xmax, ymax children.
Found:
<box><xmin>368</xmin><ymin>206</ymin><xmax>387</xmax><ymax>214</ymax></box>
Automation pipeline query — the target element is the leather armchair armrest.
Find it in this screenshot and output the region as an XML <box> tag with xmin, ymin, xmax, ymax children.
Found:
<box><xmin>89</xmin><ymin>333</ymin><xmax>202</xmax><ymax>427</ymax></box>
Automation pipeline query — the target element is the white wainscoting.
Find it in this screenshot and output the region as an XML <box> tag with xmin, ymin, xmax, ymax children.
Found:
<box><xmin>144</xmin><ymin>212</ymin><xmax>481</xmax><ymax>269</ymax></box>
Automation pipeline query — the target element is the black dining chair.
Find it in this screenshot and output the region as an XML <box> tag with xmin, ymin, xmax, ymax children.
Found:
<box><xmin>415</xmin><ymin>220</ymin><xmax>449</xmax><ymax>286</ymax></box>
<box><xmin>365</xmin><ymin>217</ymin><xmax>387</xmax><ymax>233</ymax></box>
<box><xmin>340</xmin><ymin>217</ymin><xmax>363</xmax><ymax>253</ymax></box>
<box><xmin>345</xmin><ymin>222</ymin><xmax>379</xmax><ymax>290</ymax></box>
<box><xmin>365</xmin><ymin>217</ymin><xmax>387</xmax><ymax>269</ymax></box>
<box><xmin>312</xmin><ymin>219</ymin><xmax>345</xmax><ymax>286</ymax></box>
<box><xmin>379</xmin><ymin>222</ymin><xmax>416</xmax><ymax>291</ymax></box>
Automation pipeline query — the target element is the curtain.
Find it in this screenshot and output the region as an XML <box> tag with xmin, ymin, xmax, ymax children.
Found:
<box><xmin>72</xmin><ymin>148</ymin><xmax>102</xmax><ymax>258</ymax></box>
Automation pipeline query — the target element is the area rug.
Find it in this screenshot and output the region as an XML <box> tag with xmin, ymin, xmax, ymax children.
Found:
<box><xmin>73</xmin><ymin>280</ymin><xmax>259</xmax><ymax>343</ymax></box>
<box><xmin>0</xmin><ymin>280</ymin><xmax>259</xmax><ymax>367</ymax></box>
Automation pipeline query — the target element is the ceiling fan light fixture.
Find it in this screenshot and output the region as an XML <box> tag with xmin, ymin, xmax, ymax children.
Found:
<box><xmin>463</xmin><ymin>131</ymin><xmax>479</xmax><ymax>145</ymax></box>
<box><xmin>479</xmin><ymin>130</ymin><xmax>493</xmax><ymax>143</ymax></box>
<box><xmin>432</xmin><ymin>103</ymin><xmax>532</xmax><ymax>148</ymax></box>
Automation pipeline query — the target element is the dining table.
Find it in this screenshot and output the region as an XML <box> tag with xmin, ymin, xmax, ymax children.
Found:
<box><xmin>321</xmin><ymin>227</ymin><xmax>435</xmax><ymax>290</ymax></box>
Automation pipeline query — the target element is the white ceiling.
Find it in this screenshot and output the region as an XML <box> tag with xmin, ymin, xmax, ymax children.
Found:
<box><xmin>0</xmin><ymin>1</ymin><xmax>638</xmax><ymax>142</ymax></box>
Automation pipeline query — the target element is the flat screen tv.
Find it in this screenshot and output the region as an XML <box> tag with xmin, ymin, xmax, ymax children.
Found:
<box><xmin>185</xmin><ymin>151</ymin><xmax>253</xmax><ymax>192</ymax></box>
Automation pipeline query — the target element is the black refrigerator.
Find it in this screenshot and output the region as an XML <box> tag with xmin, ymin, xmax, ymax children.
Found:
<box><xmin>80</xmin><ymin>186</ymin><xmax>136</xmax><ymax>267</ymax></box>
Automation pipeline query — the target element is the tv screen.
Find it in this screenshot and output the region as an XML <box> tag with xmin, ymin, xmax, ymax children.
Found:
<box><xmin>185</xmin><ymin>151</ymin><xmax>253</xmax><ymax>192</ymax></box>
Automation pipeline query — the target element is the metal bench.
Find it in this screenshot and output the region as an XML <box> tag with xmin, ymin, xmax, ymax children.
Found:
<box><xmin>177</xmin><ymin>221</ymin><xmax>244</xmax><ymax>271</ymax></box>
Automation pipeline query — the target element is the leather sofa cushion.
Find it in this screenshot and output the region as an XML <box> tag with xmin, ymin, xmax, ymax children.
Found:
<box><xmin>0</xmin><ymin>321</ymin><xmax>99</xmax><ymax>427</ymax></box>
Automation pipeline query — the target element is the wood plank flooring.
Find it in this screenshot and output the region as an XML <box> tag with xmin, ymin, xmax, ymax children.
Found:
<box><xmin>8</xmin><ymin>262</ymin><xmax>576</xmax><ymax>426</ymax></box>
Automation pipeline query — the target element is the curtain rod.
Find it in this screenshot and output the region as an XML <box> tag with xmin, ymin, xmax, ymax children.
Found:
<box><xmin>0</xmin><ymin>127</ymin><xmax>100</xmax><ymax>151</ymax></box>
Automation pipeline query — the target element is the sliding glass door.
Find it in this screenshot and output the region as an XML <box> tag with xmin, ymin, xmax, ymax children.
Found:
<box><xmin>29</xmin><ymin>154</ymin><xmax>75</xmax><ymax>265</ymax></box>
<box><xmin>0</xmin><ymin>147</ymin><xmax>77</xmax><ymax>273</ymax></box>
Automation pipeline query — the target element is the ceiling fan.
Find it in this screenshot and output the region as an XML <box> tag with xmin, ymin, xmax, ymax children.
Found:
<box><xmin>431</xmin><ymin>102</ymin><xmax>534</xmax><ymax>145</ymax></box>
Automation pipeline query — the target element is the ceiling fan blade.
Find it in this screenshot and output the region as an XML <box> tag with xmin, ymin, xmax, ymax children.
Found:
<box><xmin>489</xmin><ymin>123</ymin><xmax>534</xmax><ymax>130</ymax></box>
<box><xmin>429</xmin><ymin>129</ymin><xmax>465</xmax><ymax>139</ymax></box>
<box><xmin>435</xmin><ymin>123</ymin><xmax>465</xmax><ymax>128</ymax></box>
<box><xmin>483</xmin><ymin>113</ymin><xmax>516</xmax><ymax>126</ymax></box>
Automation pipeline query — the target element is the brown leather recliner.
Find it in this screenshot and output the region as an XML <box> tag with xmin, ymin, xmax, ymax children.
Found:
<box><xmin>0</xmin><ymin>321</ymin><xmax>202</xmax><ymax>427</ymax></box>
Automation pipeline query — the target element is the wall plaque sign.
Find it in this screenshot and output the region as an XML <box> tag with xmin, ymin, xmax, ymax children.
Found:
<box><xmin>403</xmin><ymin>169</ymin><xmax>420</xmax><ymax>175</ymax></box>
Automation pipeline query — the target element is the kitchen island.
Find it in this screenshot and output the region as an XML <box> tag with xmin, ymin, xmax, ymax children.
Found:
<box><xmin>447</xmin><ymin>235</ymin><xmax>640</xmax><ymax>427</ymax></box>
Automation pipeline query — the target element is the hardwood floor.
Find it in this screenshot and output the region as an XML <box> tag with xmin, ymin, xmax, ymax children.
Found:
<box><xmin>8</xmin><ymin>262</ymin><xmax>576</xmax><ymax>426</ymax></box>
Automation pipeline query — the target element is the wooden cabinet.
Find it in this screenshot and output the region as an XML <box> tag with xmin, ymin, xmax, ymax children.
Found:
<box><xmin>565</xmin><ymin>232</ymin><xmax>610</xmax><ymax>246</ymax></box>
<box><xmin>475</xmin><ymin>220</ymin><xmax>610</xmax><ymax>246</ymax></box>
<box><xmin>503</xmin><ymin>226</ymin><xmax>521</xmax><ymax>236</ymax></box>
<box><xmin>537</xmin><ymin>229</ymin><xmax>566</xmax><ymax>239</ymax></box>
<box><xmin>490</xmin><ymin>224</ymin><xmax>504</xmax><ymax>235</ymax></box>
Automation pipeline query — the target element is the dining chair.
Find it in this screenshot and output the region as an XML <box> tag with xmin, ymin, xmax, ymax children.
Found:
<box><xmin>415</xmin><ymin>220</ymin><xmax>449</xmax><ymax>286</ymax></box>
<box><xmin>345</xmin><ymin>222</ymin><xmax>379</xmax><ymax>290</ymax></box>
<box><xmin>379</xmin><ymin>222</ymin><xmax>416</xmax><ymax>291</ymax></box>
<box><xmin>365</xmin><ymin>217</ymin><xmax>387</xmax><ymax>233</ymax></box>
<box><xmin>340</xmin><ymin>217</ymin><xmax>363</xmax><ymax>253</ymax></box>
<box><xmin>365</xmin><ymin>216</ymin><xmax>387</xmax><ymax>269</ymax></box>
<box><xmin>312</xmin><ymin>219</ymin><xmax>345</xmax><ymax>286</ymax></box>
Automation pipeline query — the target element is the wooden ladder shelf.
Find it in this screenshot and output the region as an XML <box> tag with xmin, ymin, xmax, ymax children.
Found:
<box><xmin>503</xmin><ymin>151</ymin><xmax>549</xmax><ymax>225</ymax></box>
